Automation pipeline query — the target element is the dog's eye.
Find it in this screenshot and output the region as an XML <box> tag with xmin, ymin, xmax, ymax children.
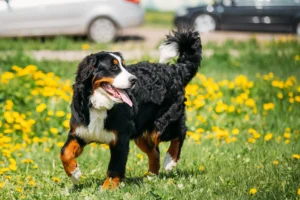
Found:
<box><xmin>111</xmin><ymin>65</ymin><xmax>118</xmax><ymax>71</ymax></box>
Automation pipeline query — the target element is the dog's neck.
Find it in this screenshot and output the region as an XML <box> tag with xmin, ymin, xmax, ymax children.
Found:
<box><xmin>90</xmin><ymin>88</ymin><xmax>116</xmax><ymax>110</ymax></box>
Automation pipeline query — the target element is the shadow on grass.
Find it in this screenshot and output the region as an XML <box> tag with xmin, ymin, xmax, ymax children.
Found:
<box><xmin>67</xmin><ymin>169</ymin><xmax>200</xmax><ymax>193</ymax></box>
<box><xmin>68</xmin><ymin>176</ymin><xmax>145</xmax><ymax>193</ymax></box>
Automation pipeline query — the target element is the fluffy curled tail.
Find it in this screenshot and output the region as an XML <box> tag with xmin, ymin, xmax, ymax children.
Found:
<box><xmin>159</xmin><ymin>28</ymin><xmax>202</xmax><ymax>85</ymax></box>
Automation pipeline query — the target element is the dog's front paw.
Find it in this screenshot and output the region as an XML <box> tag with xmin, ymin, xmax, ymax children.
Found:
<box><xmin>100</xmin><ymin>177</ymin><xmax>120</xmax><ymax>191</ymax></box>
<box><xmin>164</xmin><ymin>152</ymin><xmax>177</xmax><ymax>171</ymax></box>
<box><xmin>70</xmin><ymin>167</ymin><xmax>82</xmax><ymax>184</ymax></box>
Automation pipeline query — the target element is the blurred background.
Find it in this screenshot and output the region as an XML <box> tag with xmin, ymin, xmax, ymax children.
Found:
<box><xmin>0</xmin><ymin>1</ymin><xmax>300</xmax><ymax>198</ymax></box>
<box><xmin>0</xmin><ymin>0</ymin><xmax>299</xmax><ymax>66</ymax></box>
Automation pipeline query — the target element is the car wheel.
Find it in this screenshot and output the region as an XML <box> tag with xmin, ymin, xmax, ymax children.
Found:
<box><xmin>88</xmin><ymin>17</ymin><xmax>117</xmax><ymax>43</ymax></box>
<box><xmin>194</xmin><ymin>14</ymin><xmax>217</xmax><ymax>33</ymax></box>
<box><xmin>296</xmin><ymin>22</ymin><xmax>300</xmax><ymax>36</ymax></box>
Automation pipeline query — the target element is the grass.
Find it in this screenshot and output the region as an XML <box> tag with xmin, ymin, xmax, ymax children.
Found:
<box><xmin>0</xmin><ymin>39</ymin><xmax>300</xmax><ymax>199</ymax></box>
<box><xmin>144</xmin><ymin>10</ymin><xmax>174</xmax><ymax>28</ymax></box>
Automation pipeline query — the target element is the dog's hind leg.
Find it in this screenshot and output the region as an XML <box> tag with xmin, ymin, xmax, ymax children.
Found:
<box><xmin>60</xmin><ymin>134</ymin><xmax>85</xmax><ymax>184</ymax></box>
<box><xmin>135</xmin><ymin>130</ymin><xmax>160</xmax><ymax>175</ymax></box>
<box><xmin>164</xmin><ymin>118</ymin><xmax>186</xmax><ymax>171</ymax></box>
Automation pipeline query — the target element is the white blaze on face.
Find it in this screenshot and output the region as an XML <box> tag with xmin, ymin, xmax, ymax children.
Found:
<box><xmin>109</xmin><ymin>53</ymin><xmax>136</xmax><ymax>89</ymax></box>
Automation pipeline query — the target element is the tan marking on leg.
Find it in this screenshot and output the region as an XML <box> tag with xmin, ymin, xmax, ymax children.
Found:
<box><xmin>60</xmin><ymin>140</ymin><xmax>84</xmax><ymax>176</ymax></box>
<box><xmin>167</xmin><ymin>138</ymin><xmax>180</xmax><ymax>161</ymax></box>
<box><xmin>109</xmin><ymin>130</ymin><xmax>118</xmax><ymax>147</ymax></box>
<box><xmin>135</xmin><ymin>130</ymin><xmax>160</xmax><ymax>175</ymax></box>
<box><xmin>101</xmin><ymin>177</ymin><xmax>121</xmax><ymax>190</ymax></box>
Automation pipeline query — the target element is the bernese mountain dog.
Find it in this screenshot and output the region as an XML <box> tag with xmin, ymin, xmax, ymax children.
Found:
<box><xmin>60</xmin><ymin>29</ymin><xmax>202</xmax><ymax>190</ymax></box>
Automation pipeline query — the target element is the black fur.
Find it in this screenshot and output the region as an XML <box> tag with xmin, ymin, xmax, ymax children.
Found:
<box><xmin>67</xmin><ymin>29</ymin><xmax>202</xmax><ymax>180</ymax></box>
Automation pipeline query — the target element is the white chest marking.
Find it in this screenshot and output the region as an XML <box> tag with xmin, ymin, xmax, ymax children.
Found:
<box><xmin>75</xmin><ymin>108</ymin><xmax>116</xmax><ymax>144</ymax></box>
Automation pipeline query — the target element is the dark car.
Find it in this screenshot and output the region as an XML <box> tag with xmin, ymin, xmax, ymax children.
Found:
<box><xmin>174</xmin><ymin>0</ymin><xmax>300</xmax><ymax>35</ymax></box>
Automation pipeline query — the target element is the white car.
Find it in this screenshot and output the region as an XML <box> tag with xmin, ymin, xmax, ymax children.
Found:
<box><xmin>0</xmin><ymin>0</ymin><xmax>144</xmax><ymax>43</ymax></box>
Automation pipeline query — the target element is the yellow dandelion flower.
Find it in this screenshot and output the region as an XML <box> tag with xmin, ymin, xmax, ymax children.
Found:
<box><xmin>276</xmin><ymin>136</ymin><xmax>281</xmax><ymax>143</ymax></box>
<box><xmin>191</xmin><ymin>133</ymin><xmax>201</xmax><ymax>141</ymax></box>
<box><xmin>57</xmin><ymin>142</ymin><xmax>65</xmax><ymax>147</ymax></box>
<box><xmin>199</xmin><ymin>165</ymin><xmax>205</xmax><ymax>171</ymax></box>
<box><xmin>22</xmin><ymin>159</ymin><xmax>34</xmax><ymax>164</ymax></box>
<box><xmin>227</xmin><ymin>105</ymin><xmax>235</xmax><ymax>113</ymax></box>
<box><xmin>52</xmin><ymin>177</ymin><xmax>61</xmax><ymax>182</ymax></box>
<box><xmin>82</xmin><ymin>44</ymin><xmax>89</xmax><ymax>50</ymax></box>
<box><xmin>277</xmin><ymin>92</ymin><xmax>283</xmax><ymax>99</ymax></box>
<box><xmin>56</xmin><ymin>111</ymin><xmax>65</xmax><ymax>117</ymax></box>
<box><xmin>248</xmin><ymin>138</ymin><xmax>256</xmax><ymax>143</ymax></box>
<box><xmin>36</xmin><ymin>103</ymin><xmax>47</xmax><ymax>112</ymax></box>
<box><xmin>284</xmin><ymin>132</ymin><xmax>291</xmax><ymax>139</ymax></box>
<box><xmin>29</xmin><ymin>180</ymin><xmax>35</xmax><ymax>186</ymax></box>
<box><xmin>232</xmin><ymin>128</ymin><xmax>239</xmax><ymax>135</ymax></box>
<box><xmin>101</xmin><ymin>144</ymin><xmax>109</xmax><ymax>149</ymax></box>
<box><xmin>295</xmin><ymin>55</ymin><xmax>300</xmax><ymax>61</ymax></box>
<box><xmin>297</xmin><ymin>188</ymin><xmax>300</xmax><ymax>195</ymax></box>
<box><xmin>249</xmin><ymin>188</ymin><xmax>257</xmax><ymax>195</ymax></box>
<box><xmin>50</xmin><ymin>127</ymin><xmax>59</xmax><ymax>134</ymax></box>
<box><xmin>63</xmin><ymin>120</ymin><xmax>70</xmax><ymax>129</ymax></box>
<box><xmin>264</xmin><ymin>133</ymin><xmax>273</xmax><ymax>141</ymax></box>
<box><xmin>285</xmin><ymin>139</ymin><xmax>290</xmax><ymax>144</ymax></box>
<box><xmin>137</xmin><ymin>153</ymin><xmax>144</xmax><ymax>160</ymax></box>
<box><xmin>292</xmin><ymin>154</ymin><xmax>300</xmax><ymax>159</ymax></box>
<box><xmin>263</xmin><ymin>103</ymin><xmax>275</xmax><ymax>111</ymax></box>
<box><xmin>273</xmin><ymin>160</ymin><xmax>279</xmax><ymax>165</ymax></box>
<box><xmin>245</xmin><ymin>98</ymin><xmax>255</xmax><ymax>107</ymax></box>
<box><xmin>47</xmin><ymin>110</ymin><xmax>54</xmax><ymax>116</ymax></box>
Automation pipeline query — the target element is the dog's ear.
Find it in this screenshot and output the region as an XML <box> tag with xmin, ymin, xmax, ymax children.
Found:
<box><xmin>70</xmin><ymin>54</ymin><xmax>96</xmax><ymax>125</ymax></box>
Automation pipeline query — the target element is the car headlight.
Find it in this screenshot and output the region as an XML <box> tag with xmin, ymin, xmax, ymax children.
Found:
<box><xmin>176</xmin><ymin>7</ymin><xmax>188</xmax><ymax>17</ymax></box>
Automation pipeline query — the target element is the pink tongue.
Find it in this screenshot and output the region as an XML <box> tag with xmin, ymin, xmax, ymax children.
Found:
<box><xmin>117</xmin><ymin>89</ymin><xmax>133</xmax><ymax>107</ymax></box>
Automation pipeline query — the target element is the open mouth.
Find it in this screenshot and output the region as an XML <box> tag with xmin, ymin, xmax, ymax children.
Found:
<box><xmin>101</xmin><ymin>83</ymin><xmax>133</xmax><ymax>107</ymax></box>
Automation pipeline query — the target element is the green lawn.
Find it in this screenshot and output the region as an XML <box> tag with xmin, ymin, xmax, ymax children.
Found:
<box><xmin>0</xmin><ymin>39</ymin><xmax>300</xmax><ymax>199</ymax></box>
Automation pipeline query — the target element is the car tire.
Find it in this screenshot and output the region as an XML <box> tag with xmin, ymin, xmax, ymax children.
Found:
<box><xmin>296</xmin><ymin>22</ymin><xmax>300</xmax><ymax>36</ymax></box>
<box><xmin>88</xmin><ymin>17</ymin><xmax>117</xmax><ymax>43</ymax></box>
<box><xmin>194</xmin><ymin>14</ymin><xmax>217</xmax><ymax>33</ymax></box>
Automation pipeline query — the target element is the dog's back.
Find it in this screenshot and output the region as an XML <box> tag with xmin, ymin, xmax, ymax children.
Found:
<box><xmin>127</xmin><ymin>29</ymin><xmax>202</xmax><ymax>136</ymax></box>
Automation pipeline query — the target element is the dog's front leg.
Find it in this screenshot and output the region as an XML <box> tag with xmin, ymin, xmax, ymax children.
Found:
<box><xmin>101</xmin><ymin>135</ymin><xmax>129</xmax><ymax>190</ymax></box>
<box><xmin>60</xmin><ymin>134</ymin><xmax>86</xmax><ymax>184</ymax></box>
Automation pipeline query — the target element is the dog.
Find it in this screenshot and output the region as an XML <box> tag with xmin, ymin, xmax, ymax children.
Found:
<box><xmin>60</xmin><ymin>28</ymin><xmax>202</xmax><ymax>190</ymax></box>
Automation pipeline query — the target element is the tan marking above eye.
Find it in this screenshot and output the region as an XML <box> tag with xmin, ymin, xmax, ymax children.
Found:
<box><xmin>122</xmin><ymin>60</ymin><xmax>125</xmax><ymax>65</ymax></box>
<box><xmin>113</xmin><ymin>59</ymin><xmax>119</xmax><ymax>65</ymax></box>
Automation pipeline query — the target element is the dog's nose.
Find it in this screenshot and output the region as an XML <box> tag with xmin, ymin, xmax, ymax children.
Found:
<box><xmin>129</xmin><ymin>76</ymin><xmax>137</xmax><ymax>88</ymax></box>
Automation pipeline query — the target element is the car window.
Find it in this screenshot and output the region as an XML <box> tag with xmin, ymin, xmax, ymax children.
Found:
<box><xmin>264</xmin><ymin>0</ymin><xmax>300</xmax><ymax>6</ymax></box>
<box><xmin>233</xmin><ymin>0</ymin><xmax>264</xmax><ymax>6</ymax></box>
